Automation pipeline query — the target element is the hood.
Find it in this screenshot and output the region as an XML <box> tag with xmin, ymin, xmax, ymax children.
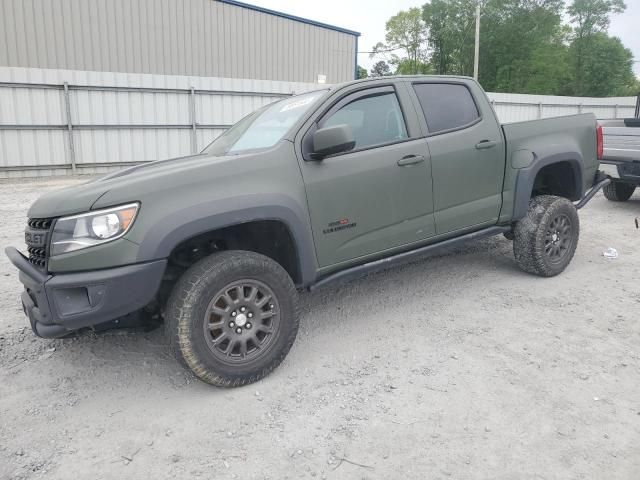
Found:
<box><xmin>27</xmin><ymin>152</ymin><xmax>247</xmax><ymax>218</ymax></box>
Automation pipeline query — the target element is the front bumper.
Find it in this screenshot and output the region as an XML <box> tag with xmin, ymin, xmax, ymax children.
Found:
<box><xmin>5</xmin><ymin>246</ymin><xmax>166</xmax><ymax>338</ymax></box>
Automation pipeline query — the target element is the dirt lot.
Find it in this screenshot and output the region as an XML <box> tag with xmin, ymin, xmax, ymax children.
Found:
<box><xmin>0</xmin><ymin>177</ymin><xmax>639</xmax><ymax>480</ymax></box>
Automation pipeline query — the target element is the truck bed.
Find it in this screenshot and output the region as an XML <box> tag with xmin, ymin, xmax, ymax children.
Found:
<box><xmin>501</xmin><ymin>113</ymin><xmax>599</xmax><ymax>196</ymax></box>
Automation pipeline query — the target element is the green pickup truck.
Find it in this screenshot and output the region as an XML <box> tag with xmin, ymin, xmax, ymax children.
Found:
<box><xmin>6</xmin><ymin>75</ymin><xmax>608</xmax><ymax>387</ymax></box>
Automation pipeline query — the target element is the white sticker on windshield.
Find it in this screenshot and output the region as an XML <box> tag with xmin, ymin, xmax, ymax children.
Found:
<box><xmin>280</xmin><ymin>96</ymin><xmax>316</xmax><ymax>113</ymax></box>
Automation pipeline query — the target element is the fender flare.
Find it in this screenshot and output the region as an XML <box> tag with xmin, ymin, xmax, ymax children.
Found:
<box><xmin>512</xmin><ymin>151</ymin><xmax>584</xmax><ymax>220</ymax></box>
<box><xmin>135</xmin><ymin>193</ymin><xmax>318</xmax><ymax>286</ymax></box>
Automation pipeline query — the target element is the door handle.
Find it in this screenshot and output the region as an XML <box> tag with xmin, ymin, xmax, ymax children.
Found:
<box><xmin>397</xmin><ymin>154</ymin><xmax>425</xmax><ymax>166</ymax></box>
<box><xmin>475</xmin><ymin>140</ymin><xmax>498</xmax><ymax>150</ymax></box>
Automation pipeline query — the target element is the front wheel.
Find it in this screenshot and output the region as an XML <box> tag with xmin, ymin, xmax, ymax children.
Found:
<box><xmin>165</xmin><ymin>251</ymin><xmax>299</xmax><ymax>387</ymax></box>
<box><xmin>603</xmin><ymin>181</ymin><xmax>636</xmax><ymax>202</ymax></box>
<box><xmin>513</xmin><ymin>195</ymin><xmax>579</xmax><ymax>277</ymax></box>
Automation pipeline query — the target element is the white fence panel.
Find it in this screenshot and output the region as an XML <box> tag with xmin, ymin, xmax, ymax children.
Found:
<box><xmin>0</xmin><ymin>67</ymin><xmax>318</xmax><ymax>177</ymax></box>
<box><xmin>0</xmin><ymin>66</ymin><xmax>637</xmax><ymax>178</ymax></box>
<box><xmin>486</xmin><ymin>92</ymin><xmax>636</xmax><ymax>123</ymax></box>
<box><xmin>0</xmin><ymin>130</ymin><xmax>69</xmax><ymax>169</ymax></box>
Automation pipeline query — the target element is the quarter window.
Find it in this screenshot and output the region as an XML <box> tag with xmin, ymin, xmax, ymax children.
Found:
<box><xmin>320</xmin><ymin>91</ymin><xmax>408</xmax><ymax>150</ymax></box>
<box><xmin>413</xmin><ymin>83</ymin><xmax>479</xmax><ymax>134</ymax></box>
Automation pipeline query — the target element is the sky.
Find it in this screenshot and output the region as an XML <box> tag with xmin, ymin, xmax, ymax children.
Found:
<box><xmin>248</xmin><ymin>0</ymin><xmax>640</xmax><ymax>77</ymax></box>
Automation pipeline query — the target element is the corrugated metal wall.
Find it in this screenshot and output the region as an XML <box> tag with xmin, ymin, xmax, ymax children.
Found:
<box><xmin>487</xmin><ymin>92</ymin><xmax>635</xmax><ymax>123</ymax></box>
<box><xmin>0</xmin><ymin>67</ymin><xmax>319</xmax><ymax>177</ymax></box>
<box><xmin>1</xmin><ymin>67</ymin><xmax>637</xmax><ymax>178</ymax></box>
<box><xmin>0</xmin><ymin>0</ymin><xmax>357</xmax><ymax>84</ymax></box>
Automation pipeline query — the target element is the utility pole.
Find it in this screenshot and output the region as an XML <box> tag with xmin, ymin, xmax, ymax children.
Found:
<box><xmin>473</xmin><ymin>2</ymin><xmax>480</xmax><ymax>81</ymax></box>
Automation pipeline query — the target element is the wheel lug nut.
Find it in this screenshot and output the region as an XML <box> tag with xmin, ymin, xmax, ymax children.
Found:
<box><xmin>229</xmin><ymin>321</ymin><xmax>235</xmax><ymax>328</ymax></box>
<box><xmin>240</xmin><ymin>306</ymin><xmax>246</xmax><ymax>312</ymax></box>
<box><xmin>231</xmin><ymin>311</ymin><xmax>237</xmax><ymax>317</ymax></box>
<box><xmin>246</xmin><ymin>323</ymin><xmax>252</xmax><ymax>329</ymax></box>
<box><xmin>236</xmin><ymin>328</ymin><xmax>242</xmax><ymax>334</ymax></box>
<box><xmin>248</xmin><ymin>312</ymin><xmax>253</xmax><ymax>318</ymax></box>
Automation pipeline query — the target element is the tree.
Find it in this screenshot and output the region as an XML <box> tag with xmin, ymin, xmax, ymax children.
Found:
<box><xmin>568</xmin><ymin>0</ymin><xmax>626</xmax><ymax>38</ymax></box>
<box><xmin>422</xmin><ymin>0</ymin><xmax>477</xmax><ymax>75</ymax></box>
<box><xmin>625</xmin><ymin>77</ymin><xmax>640</xmax><ymax>97</ymax></box>
<box><xmin>567</xmin><ymin>0</ymin><xmax>627</xmax><ymax>94</ymax></box>
<box><xmin>370</xmin><ymin>60</ymin><xmax>392</xmax><ymax>77</ymax></box>
<box><xmin>356</xmin><ymin>65</ymin><xmax>368</xmax><ymax>79</ymax></box>
<box><xmin>371</xmin><ymin>8</ymin><xmax>428</xmax><ymax>75</ymax></box>
<box><xmin>569</xmin><ymin>33</ymin><xmax>635</xmax><ymax>96</ymax></box>
<box><xmin>394</xmin><ymin>58</ymin><xmax>432</xmax><ymax>75</ymax></box>
<box><xmin>478</xmin><ymin>0</ymin><xmax>565</xmax><ymax>92</ymax></box>
<box><xmin>519</xmin><ymin>30</ymin><xmax>574</xmax><ymax>95</ymax></box>
<box><xmin>372</xmin><ymin>0</ymin><xmax>636</xmax><ymax>96</ymax></box>
<box><xmin>491</xmin><ymin>22</ymin><xmax>574</xmax><ymax>94</ymax></box>
<box><xmin>421</xmin><ymin>0</ymin><xmax>567</xmax><ymax>91</ymax></box>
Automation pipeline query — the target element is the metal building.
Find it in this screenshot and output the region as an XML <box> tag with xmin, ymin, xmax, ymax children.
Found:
<box><xmin>0</xmin><ymin>0</ymin><xmax>360</xmax><ymax>177</ymax></box>
<box><xmin>0</xmin><ymin>0</ymin><xmax>360</xmax><ymax>84</ymax></box>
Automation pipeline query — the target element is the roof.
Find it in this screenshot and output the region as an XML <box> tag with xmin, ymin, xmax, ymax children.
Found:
<box><xmin>329</xmin><ymin>74</ymin><xmax>477</xmax><ymax>90</ymax></box>
<box><xmin>217</xmin><ymin>0</ymin><xmax>361</xmax><ymax>37</ymax></box>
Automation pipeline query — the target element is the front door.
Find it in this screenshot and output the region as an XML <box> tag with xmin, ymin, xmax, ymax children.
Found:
<box><xmin>298</xmin><ymin>85</ymin><xmax>436</xmax><ymax>267</ymax></box>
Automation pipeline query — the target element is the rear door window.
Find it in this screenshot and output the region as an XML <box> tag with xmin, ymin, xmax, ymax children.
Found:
<box><xmin>412</xmin><ymin>83</ymin><xmax>480</xmax><ymax>134</ymax></box>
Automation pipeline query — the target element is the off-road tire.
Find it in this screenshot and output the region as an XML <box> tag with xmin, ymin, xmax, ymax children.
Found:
<box><xmin>165</xmin><ymin>250</ymin><xmax>299</xmax><ymax>387</ymax></box>
<box><xmin>603</xmin><ymin>181</ymin><xmax>636</xmax><ymax>202</ymax></box>
<box><xmin>513</xmin><ymin>195</ymin><xmax>579</xmax><ymax>277</ymax></box>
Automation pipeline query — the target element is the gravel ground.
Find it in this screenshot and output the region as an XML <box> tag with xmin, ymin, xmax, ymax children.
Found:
<box><xmin>1</xmin><ymin>177</ymin><xmax>639</xmax><ymax>480</ymax></box>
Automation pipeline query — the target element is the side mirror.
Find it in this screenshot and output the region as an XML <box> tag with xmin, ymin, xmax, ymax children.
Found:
<box><xmin>310</xmin><ymin>124</ymin><xmax>355</xmax><ymax>160</ymax></box>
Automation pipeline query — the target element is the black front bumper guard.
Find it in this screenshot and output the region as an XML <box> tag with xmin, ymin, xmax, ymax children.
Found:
<box><xmin>5</xmin><ymin>246</ymin><xmax>166</xmax><ymax>338</ymax></box>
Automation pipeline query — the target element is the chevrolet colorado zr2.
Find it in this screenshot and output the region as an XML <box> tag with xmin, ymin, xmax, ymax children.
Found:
<box><xmin>6</xmin><ymin>76</ymin><xmax>609</xmax><ymax>387</ymax></box>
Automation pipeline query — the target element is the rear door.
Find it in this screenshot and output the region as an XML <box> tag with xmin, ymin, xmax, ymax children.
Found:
<box><xmin>296</xmin><ymin>84</ymin><xmax>436</xmax><ymax>267</ymax></box>
<box><xmin>409</xmin><ymin>81</ymin><xmax>505</xmax><ymax>234</ymax></box>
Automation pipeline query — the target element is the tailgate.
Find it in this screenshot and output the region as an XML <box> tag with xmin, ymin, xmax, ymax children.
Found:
<box><xmin>600</xmin><ymin>119</ymin><xmax>640</xmax><ymax>163</ymax></box>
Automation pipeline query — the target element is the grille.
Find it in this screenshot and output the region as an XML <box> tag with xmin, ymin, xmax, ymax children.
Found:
<box><xmin>28</xmin><ymin>218</ymin><xmax>53</xmax><ymax>230</ymax></box>
<box><xmin>25</xmin><ymin>217</ymin><xmax>54</xmax><ymax>269</ymax></box>
<box><xmin>27</xmin><ymin>246</ymin><xmax>47</xmax><ymax>267</ymax></box>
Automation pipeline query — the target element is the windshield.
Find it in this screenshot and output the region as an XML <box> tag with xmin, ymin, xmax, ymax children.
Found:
<box><xmin>203</xmin><ymin>90</ymin><xmax>326</xmax><ymax>155</ymax></box>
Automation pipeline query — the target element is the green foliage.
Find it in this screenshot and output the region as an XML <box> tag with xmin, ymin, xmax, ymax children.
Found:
<box><xmin>568</xmin><ymin>0</ymin><xmax>626</xmax><ymax>38</ymax></box>
<box><xmin>394</xmin><ymin>58</ymin><xmax>433</xmax><ymax>75</ymax></box>
<box><xmin>519</xmin><ymin>35</ymin><xmax>574</xmax><ymax>95</ymax></box>
<box><xmin>567</xmin><ymin>0</ymin><xmax>629</xmax><ymax>95</ymax></box>
<box><xmin>356</xmin><ymin>65</ymin><xmax>369</xmax><ymax>79</ymax></box>
<box><xmin>371</xmin><ymin>0</ymin><xmax>637</xmax><ymax>96</ymax></box>
<box><xmin>625</xmin><ymin>78</ymin><xmax>640</xmax><ymax>97</ymax></box>
<box><xmin>478</xmin><ymin>0</ymin><xmax>566</xmax><ymax>93</ymax></box>
<box><xmin>422</xmin><ymin>0</ymin><xmax>477</xmax><ymax>75</ymax></box>
<box><xmin>570</xmin><ymin>33</ymin><xmax>635</xmax><ymax>96</ymax></box>
<box><xmin>371</xmin><ymin>8</ymin><xmax>429</xmax><ymax>74</ymax></box>
<box><xmin>370</xmin><ymin>60</ymin><xmax>392</xmax><ymax>77</ymax></box>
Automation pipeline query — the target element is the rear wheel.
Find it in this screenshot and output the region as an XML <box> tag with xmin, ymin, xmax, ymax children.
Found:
<box><xmin>603</xmin><ymin>181</ymin><xmax>636</xmax><ymax>202</ymax></box>
<box><xmin>513</xmin><ymin>195</ymin><xmax>579</xmax><ymax>277</ymax></box>
<box><xmin>165</xmin><ymin>250</ymin><xmax>299</xmax><ymax>387</ymax></box>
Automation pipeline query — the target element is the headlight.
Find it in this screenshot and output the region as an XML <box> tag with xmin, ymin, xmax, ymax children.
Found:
<box><xmin>50</xmin><ymin>203</ymin><xmax>139</xmax><ymax>256</ymax></box>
